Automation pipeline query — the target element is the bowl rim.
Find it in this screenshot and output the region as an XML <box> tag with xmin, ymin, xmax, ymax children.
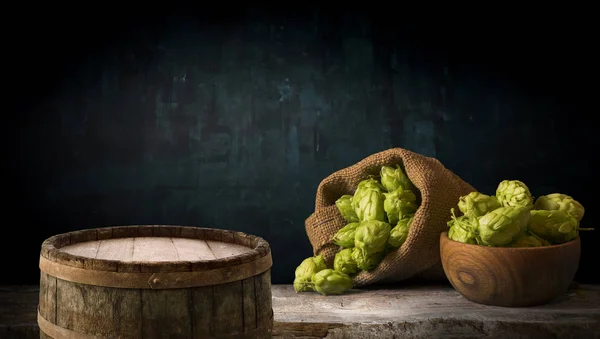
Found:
<box><xmin>440</xmin><ymin>231</ymin><xmax>580</xmax><ymax>252</ymax></box>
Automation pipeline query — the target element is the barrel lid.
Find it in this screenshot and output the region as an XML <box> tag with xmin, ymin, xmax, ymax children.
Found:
<box><xmin>60</xmin><ymin>236</ymin><xmax>252</xmax><ymax>263</ymax></box>
<box><xmin>39</xmin><ymin>226</ymin><xmax>272</xmax><ymax>289</ymax></box>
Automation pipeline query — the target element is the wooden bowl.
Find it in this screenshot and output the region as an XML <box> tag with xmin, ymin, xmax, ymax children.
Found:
<box><xmin>439</xmin><ymin>231</ymin><xmax>580</xmax><ymax>307</ymax></box>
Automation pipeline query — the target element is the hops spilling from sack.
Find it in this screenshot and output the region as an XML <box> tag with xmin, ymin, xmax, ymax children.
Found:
<box><xmin>447</xmin><ymin>179</ymin><xmax>593</xmax><ymax>247</ymax></box>
<box><xmin>294</xmin><ymin>165</ymin><xmax>419</xmax><ymax>295</ymax></box>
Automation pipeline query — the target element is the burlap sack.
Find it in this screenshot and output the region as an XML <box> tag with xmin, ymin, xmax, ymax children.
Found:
<box><xmin>304</xmin><ymin>148</ymin><xmax>476</xmax><ymax>287</ymax></box>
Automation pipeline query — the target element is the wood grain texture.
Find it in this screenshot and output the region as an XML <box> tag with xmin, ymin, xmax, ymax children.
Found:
<box><xmin>272</xmin><ymin>284</ymin><xmax>600</xmax><ymax>338</ymax></box>
<box><xmin>440</xmin><ymin>232</ymin><xmax>581</xmax><ymax>307</ymax></box>
<box><xmin>60</xmin><ymin>237</ymin><xmax>251</xmax><ymax>262</ymax></box>
<box><xmin>3</xmin><ymin>284</ymin><xmax>600</xmax><ymax>339</ymax></box>
<box><xmin>37</xmin><ymin>225</ymin><xmax>273</xmax><ymax>338</ymax></box>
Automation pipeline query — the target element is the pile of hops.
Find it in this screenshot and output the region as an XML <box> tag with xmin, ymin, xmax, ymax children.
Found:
<box><xmin>447</xmin><ymin>180</ymin><xmax>592</xmax><ymax>247</ymax></box>
<box><xmin>294</xmin><ymin>165</ymin><xmax>419</xmax><ymax>295</ymax></box>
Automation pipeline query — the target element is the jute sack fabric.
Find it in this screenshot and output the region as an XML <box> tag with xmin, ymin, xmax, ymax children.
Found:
<box><xmin>304</xmin><ymin>148</ymin><xmax>476</xmax><ymax>287</ymax></box>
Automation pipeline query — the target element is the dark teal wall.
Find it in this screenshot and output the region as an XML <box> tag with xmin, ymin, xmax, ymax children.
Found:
<box><xmin>8</xmin><ymin>9</ymin><xmax>597</xmax><ymax>285</ymax></box>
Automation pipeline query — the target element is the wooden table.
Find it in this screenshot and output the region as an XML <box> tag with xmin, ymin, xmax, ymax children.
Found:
<box><xmin>2</xmin><ymin>283</ymin><xmax>599</xmax><ymax>338</ymax></box>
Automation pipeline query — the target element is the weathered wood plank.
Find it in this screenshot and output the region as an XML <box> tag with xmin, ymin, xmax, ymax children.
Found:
<box><xmin>191</xmin><ymin>285</ymin><xmax>214</xmax><ymax>337</ymax></box>
<box><xmin>141</xmin><ymin>289</ymin><xmax>192</xmax><ymax>339</ymax></box>
<box><xmin>272</xmin><ymin>284</ymin><xmax>600</xmax><ymax>338</ymax></box>
<box><xmin>37</xmin><ymin>273</ymin><xmax>56</xmax><ymax>324</ymax></box>
<box><xmin>133</xmin><ymin>237</ymin><xmax>180</xmax><ymax>261</ymax></box>
<box><xmin>96</xmin><ymin>238</ymin><xmax>134</xmax><ymax>261</ymax></box>
<box><xmin>55</xmin><ymin>279</ymin><xmax>143</xmax><ymax>337</ymax></box>
<box><xmin>60</xmin><ymin>240</ymin><xmax>100</xmax><ymax>258</ymax></box>
<box><xmin>2</xmin><ymin>284</ymin><xmax>600</xmax><ymax>339</ymax></box>
<box><xmin>206</xmin><ymin>240</ymin><xmax>252</xmax><ymax>259</ymax></box>
<box><xmin>172</xmin><ymin>237</ymin><xmax>217</xmax><ymax>261</ymax></box>
<box><xmin>213</xmin><ymin>281</ymin><xmax>244</xmax><ymax>335</ymax></box>
<box><xmin>242</xmin><ymin>276</ymin><xmax>257</xmax><ymax>332</ymax></box>
<box><xmin>255</xmin><ymin>269</ymin><xmax>273</xmax><ymax>331</ymax></box>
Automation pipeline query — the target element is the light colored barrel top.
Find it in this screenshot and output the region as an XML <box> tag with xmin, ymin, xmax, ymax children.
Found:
<box><xmin>60</xmin><ymin>237</ymin><xmax>251</xmax><ymax>262</ymax></box>
<box><xmin>40</xmin><ymin>225</ymin><xmax>271</xmax><ymax>274</ymax></box>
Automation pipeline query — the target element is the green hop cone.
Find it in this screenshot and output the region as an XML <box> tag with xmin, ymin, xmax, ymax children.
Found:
<box><xmin>332</xmin><ymin>222</ymin><xmax>360</xmax><ymax>248</ymax></box>
<box><xmin>528</xmin><ymin>210</ymin><xmax>593</xmax><ymax>244</ymax></box>
<box><xmin>352</xmin><ymin>178</ymin><xmax>385</xmax><ymax>222</ymax></box>
<box><xmin>383</xmin><ymin>187</ymin><xmax>418</xmax><ymax>224</ymax></box>
<box><xmin>312</xmin><ymin>269</ymin><xmax>354</xmax><ymax>295</ymax></box>
<box><xmin>353</xmin><ymin>178</ymin><xmax>384</xmax><ymax>201</ymax></box>
<box><xmin>354</xmin><ymin>220</ymin><xmax>391</xmax><ymax>256</ymax></box>
<box><xmin>496</xmin><ymin>180</ymin><xmax>534</xmax><ymax>210</ymax></box>
<box><xmin>293</xmin><ymin>255</ymin><xmax>327</xmax><ymax>293</ymax></box>
<box><xmin>448</xmin><ymin>208</ymin><xmax>478</xmax><ymax>233</ymax></box>
<box><xmin>448</xmin><ymin>224</ymin><xmax>478</xmax><ymax>244</ymax></box>
<box><xmin>388</xmin><ymin>215</ymin><xmax>413</xmax><ymax>248</ymax></box>
<box><xmin>511</xmin><ymin>232</ymin><xmax>550</xmax><ymax>247</ymax></box>
<box><xmin>335</xmin><ymin>195</ymin><xmax>360</xmax><ymax>223</ymax></box>
<box><xmin>333</xmin><ymin>248</ymin><xmax>359</xmax><ymax>275</ymax></box>
<box><xmin>476</xmin><ymin>206</ymin><xmax>530</xmax><ymax>246</ymax></box>
<box><xmin>380</xmin><ymin>165</ymin><xmax>416</xmax><ymax>193</ymax></box>
<box><xmin>293</xmin><ymin>275</ymin><xmax>313</xmax><ymax>293</ymax></box>
<box><xmin>351</xmin><ymin>247</ymin><xmax>384</xmax><ymax>271</ymax></box>
<box><xmin>458</xmin><ymin>191</ymin><xmax>501</xmax><ymax>218</ymax></box>
<box><xmin>447</xmin><ymin>211</ymin><xmax>478</xmax><ymax>244</ymax></box>
<box><xmin>533</xmin><ymin>193</ymin><xmax>585</xmax><ymax>222</ymax></box>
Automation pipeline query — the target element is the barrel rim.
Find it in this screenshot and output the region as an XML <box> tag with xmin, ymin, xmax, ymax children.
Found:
<box><xmin>40</xmin><ymin>225</ymin><xmax>271</xmax><ymax>273</ymax></box>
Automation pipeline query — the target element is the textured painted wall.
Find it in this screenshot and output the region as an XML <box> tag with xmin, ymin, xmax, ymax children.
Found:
<box><xmin>8</xmin><ymin>10</ymin><xmax>597</xmax><ymax>285</ymax></box>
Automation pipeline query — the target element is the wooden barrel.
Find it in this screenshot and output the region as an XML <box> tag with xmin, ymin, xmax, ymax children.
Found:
<box><xmin>37</xmin><ymin>225</ymin><xmax>273</xmax><ymax>339</ymax></box>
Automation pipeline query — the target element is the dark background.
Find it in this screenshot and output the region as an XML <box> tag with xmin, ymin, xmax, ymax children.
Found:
<box><xmin>6</xmin><ymin>6</ymin><xmax>598</xmax><ymax>285</ymax></box>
